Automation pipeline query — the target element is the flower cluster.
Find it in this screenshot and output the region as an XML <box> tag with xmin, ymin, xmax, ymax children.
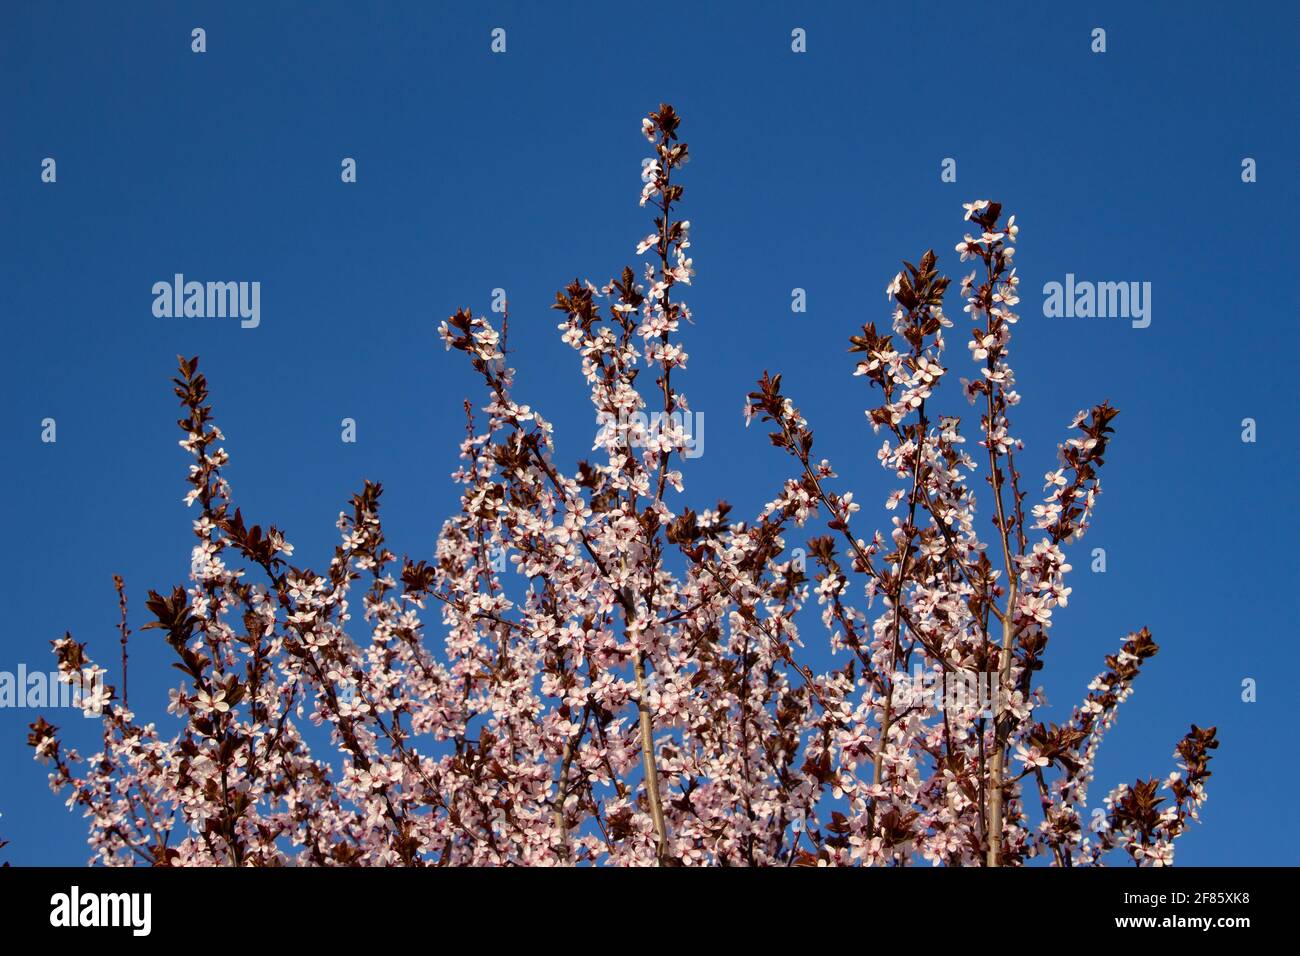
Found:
<box><xmin>30</xmin><ymin>105</ymin><xmax>1213</xmax><ymax>867</ymax></box>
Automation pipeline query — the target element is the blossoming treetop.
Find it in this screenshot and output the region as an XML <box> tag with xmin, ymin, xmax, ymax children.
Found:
<box><xmin>30</xmin><ymin>104</ymin><xmax>1215</xmax><ymax>867</ymax></box>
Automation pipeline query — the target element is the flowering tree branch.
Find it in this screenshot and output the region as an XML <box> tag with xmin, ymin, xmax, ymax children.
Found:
<box><xmin>28</xmin><ymin>105</ymin><xmax>1215</xmax><ymax>867</ymax></box>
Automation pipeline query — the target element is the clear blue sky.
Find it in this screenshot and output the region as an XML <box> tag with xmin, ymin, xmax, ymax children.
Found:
<box><xmin>1</xmin><ymin>1</ymin><xmax>1296</xmax><ymax>865</ymax></box>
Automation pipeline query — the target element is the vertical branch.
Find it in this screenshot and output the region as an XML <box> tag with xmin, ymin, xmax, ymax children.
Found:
<box><xmin>985</xmin><ymin>593</ymin><xmax>1015</xmax><ymax>865</ymax></box>
<box><xmin>633</xmin><ymin>644</ymin><xmax>669</xmax><ymax>863</ymax></box>
<box><xmin>627</xmin><ymin>104</ymin><xmax>687</xmax><ymax>865</ymax></box>
<box><xmin>552</xmin><ymin>703</ymin><xmax>590</xmax><ymax>861</ymax></box>
<box><xmin>870</xmin><ymin>411</ymin><xmax>926</xmax><ymax>833</ymax></box>
<box><xmin>113</xmin><ymin>574</ymin><xmax>130</xmax><ymax>710</ymax></box>
<box><xmin>963</xmin><ymin>205</ymin><xmax>1018</xmax><ymax>867</ymax></box>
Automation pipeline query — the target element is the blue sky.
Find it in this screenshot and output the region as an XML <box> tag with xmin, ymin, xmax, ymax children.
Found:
<box><xmin>1</xmin><ymin>1</ymin><xmax>1297</xmax><ymax>865</ymax></box>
